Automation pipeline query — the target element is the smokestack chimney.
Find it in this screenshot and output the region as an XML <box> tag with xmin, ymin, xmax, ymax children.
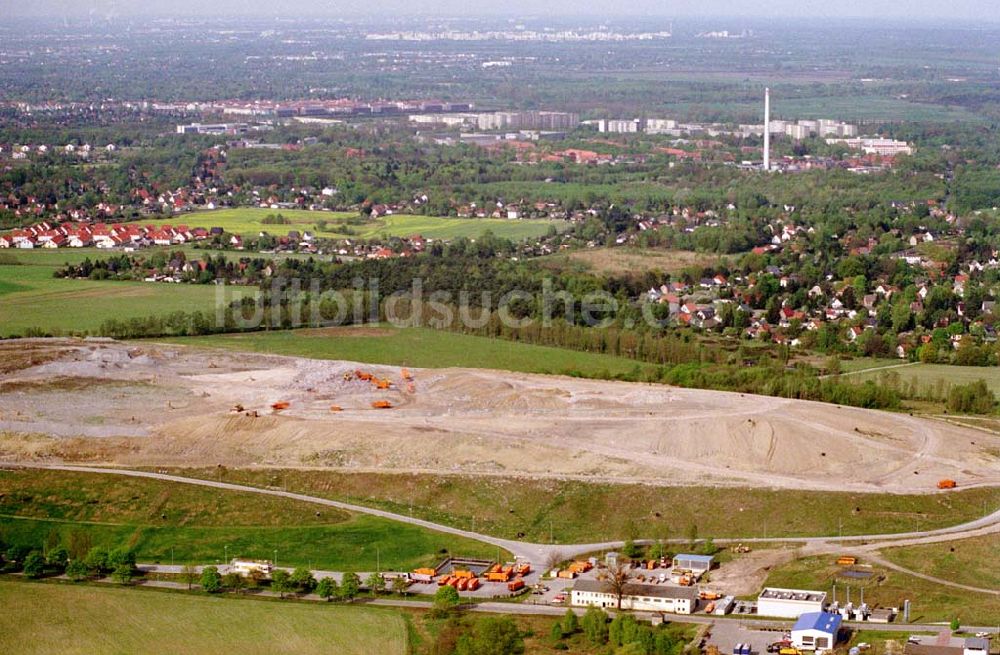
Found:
<box><xmin>764</xmin><ymin>87</ymin><xmax>771</xmax><ymax>171</ymax></box>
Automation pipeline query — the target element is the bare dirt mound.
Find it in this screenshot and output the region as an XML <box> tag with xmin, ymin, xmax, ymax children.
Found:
<box><xmin>1</xmin><ymin>339</ymin><xmax>998</xmax><ymax>493</ymax></box>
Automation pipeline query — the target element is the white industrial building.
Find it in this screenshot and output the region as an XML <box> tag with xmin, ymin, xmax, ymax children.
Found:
<box><xmin>825</xmin><ymin>137</ymin><xmax>912</xmax><ymax>156</ymax></box>
<box><xmin>791</xmin><ymin>612</ymin><xmax>842</xmax><ymax>652</ymax></box>
<box><xmin>757</xmin><ymin>587</ymin><xmax>827</xmax><ymax>618</ymax></box>
<box><xmin>599</xmin><ymin>119</ymin><xmax>641</xmax><ymax>133</ymax></box>
<box><xmin>571</xmin><ymin>578</ymin><xmax>698</xmax><ymax>614</ymax></box>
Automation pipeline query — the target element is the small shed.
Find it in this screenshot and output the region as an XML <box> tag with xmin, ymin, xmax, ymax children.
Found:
<box><xmin>791</xmin><ymin>612</ymin><xmax>842</xmax><ymax>652</ymax></box>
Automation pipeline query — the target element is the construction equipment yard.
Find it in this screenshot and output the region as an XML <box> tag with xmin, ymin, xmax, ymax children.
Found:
<box><xmin>1</xmin><ymin>338</ymin><xmax>999</xmax><ymax>494</ymax></box>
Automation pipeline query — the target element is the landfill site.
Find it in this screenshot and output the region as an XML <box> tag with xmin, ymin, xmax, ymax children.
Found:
<box><xmin>1</xmin><ymin>338</ymin><xmax>998</xmax><ymax>493</ymax></box>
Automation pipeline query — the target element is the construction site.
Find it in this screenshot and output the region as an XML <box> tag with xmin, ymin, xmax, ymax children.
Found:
<box><xmin>1</xmin><ymin>339</ymin><xmax>999</xmax><ymax>493</ymax></box>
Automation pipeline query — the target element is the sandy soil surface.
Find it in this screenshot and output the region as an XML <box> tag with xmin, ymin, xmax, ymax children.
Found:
<box><xmin>1</xmin><ymin>338</ymin><xmax>998</xmax><ymax>493</ymax></box>
<box><xmin>706</xmin><ymin>547</ymin><xmax>800</xmax><ymax>597</ymax></box>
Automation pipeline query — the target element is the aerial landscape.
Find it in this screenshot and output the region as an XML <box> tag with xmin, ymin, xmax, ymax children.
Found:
<box><xmin>0</xmin><ymin>0</ymin><xmax>999</xmax><ymax>653</ymax></box>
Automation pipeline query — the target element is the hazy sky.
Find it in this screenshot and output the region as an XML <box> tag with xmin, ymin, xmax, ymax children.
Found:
<box><xmin>5</xmin><ymin>0</ymin><xmax>1000</xmax><ymax>21</ymax></box>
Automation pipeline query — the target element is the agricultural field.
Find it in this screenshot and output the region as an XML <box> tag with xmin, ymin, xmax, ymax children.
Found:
<box><xmin>541</xmin><ymin>247</ymin><xmax>733</xmax><ymax>275</ymax></box>
<box><xmin>0</xmin><ymin>469</ymin><xmax>501</xmax><ymax>570</ymax></box>
<box><xmin>125</xmin><ymin>208</ymin><xmax>568</xmax><ymax>241</ymax></box>
<box><xmin>172</xmin><ymin>468</ymin><xmax>1000</xmax><ymax>544</ymax></box>
<box><xmin>762</xmin><ymin>554</ymin><xmax>1000</xmax><ymax>626</ymax></box>
<box><xmin>0</xmin><ymin>581</ymin><xmax>407</xmax><ymax>655</ymax></box>
<box><xmin>880</xmin><ymin>533</ymin><xmax>1000</xmax><ymax>591</ymax></box>
<box><xmin>162</xmin><ymin>325</ymin><xmax>653</xmax><ymax>378</ymax></box>
<box><xmin>0</xmin><ymin>258</ymin><xmax>255</xmax><ymax>337</ymax></box>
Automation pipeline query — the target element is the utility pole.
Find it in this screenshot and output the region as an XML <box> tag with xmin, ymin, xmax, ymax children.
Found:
<box><xmin>763</xmin><ymin>87</ymin><xmax>771</xmax><ymax>172</ymax></box>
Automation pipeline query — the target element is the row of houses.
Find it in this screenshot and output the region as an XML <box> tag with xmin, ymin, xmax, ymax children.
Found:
<box><xmin>1</xmin><ymin>143</ymin><xmax>118</xmax><ymax>159</ymax></box>
<box><xmin>0</xmin><ymin>221</ymin><xmax>238</xmax><ymax>250</ymax></box>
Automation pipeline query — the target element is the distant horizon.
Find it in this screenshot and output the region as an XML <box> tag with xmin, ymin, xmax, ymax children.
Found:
<box><xmin>5</xmin><ymin>0</ymin><xmax>1000</xmax><ymax>23</ymax></box>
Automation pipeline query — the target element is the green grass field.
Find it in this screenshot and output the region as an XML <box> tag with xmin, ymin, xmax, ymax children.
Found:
<box><xmin>849</xmin><ymin>362</ymin><xmax>1000</xmax><ymax>395</ymax></box>
<box><xmin>158</xmin><ymin>325</ymin><xmax>654</xmax><ymax>378</ymax></box>
<box><xmin>762</xmin><ymin>554</ymin><xmax>1000</xmax><ymax>625</ymax></box>
<box><xmin>168</xmin><ymin>467</ymin><xmax>1000</xmax><ymax>544</ymax></box>
<box><xmin>0</xmin><ymin>581</ymin><xmax>407</xmax><ymax>655</ymax></box>
<box><xmin>125</xmin><ymin>208</ymin><xmax>566</xmax><ymax>241</ymax></box>
<box><xmin>0</xmin><ymin>246</ymin><xmax>317</xmax><ymax>268</ymax></box>
<box><xmin>0</xmin><ymin>262</ymin><xmax>254</xmax><ymax>337</ymax></box>
<box><xmin>0</xmin><ymin>469</ymin><xmax>502</xmax><ymax>570</ymax></box>
<box><xmin>880</xmin><ymin>533</ymin><xmax>1000</xmax><ymax>591</ymax></box>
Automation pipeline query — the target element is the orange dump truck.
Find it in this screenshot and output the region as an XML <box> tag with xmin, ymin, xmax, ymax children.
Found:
<box><xmin>412</xmin><ymin>567</ymin><xmax>436</xmax><ymax>583</ymax></box>
<box><xmin>438</xmin><ymin>576</ymin><xmax>452</xmax><ymax>586</ymax></box>
<box><xmin>452</xmin><ymin>570</ymin><xmax>475</xmax><ymax>580</ymax></box>
<box><xmin>330</xmin><ymin>405</ymin><xmax>343</xmax><ymax>412</ymax></box>
<box><xmin>507</xmin><ymin>579</ymin><xmax>525</xmax><ymax>592</ymax></box>
<box><xmin>836</xmin><ymin>556</ymin><xmax>857</xmax><ymax>566</ymax></box>
<box><xmin>568</xmin><ymin>561</ymin><xmax>592</xmax><ymax>574</ymax></box>
<box><xmin>557</xmin><ymin>570</ymin><xmax>576</xmax><ymax>579</ymax></box>
<box><xmin>486</xmin><ymin>570</ymin><xmax>512</xmax><ymax>583</ymax></box>
<box><xmin>466</xmin><ymin>577</ymin><xmax>481</xmax><ymax>591</ymax></box>
<box><xmin>371</xmin><ymin>400</ymin><xmax>393</xmax><ymax>409</ymax></box>
<box><xmin>937</xmin><ymin>479</ymin><xmax>957</xmax><ymax>489</ymax></box>
<box><xmin>514</xmin><ymin>563</ymin><xmax>531</xmax><ymax>576</ymax></box>
<box><xmin>456</xmin><ymin>578</ymin><xmax>469</xmax><ymax>591</ymax></box>
<box><xmin>271</xmin><ymin>401</ymin><xmax>290</xmax><ymax>410</ymax></box>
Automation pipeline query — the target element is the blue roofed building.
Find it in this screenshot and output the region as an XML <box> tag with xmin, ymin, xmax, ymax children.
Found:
<box><xmin>791</xmin><ymin>612</ymin><xmax>842</xmax><ymax>652</ymax></box>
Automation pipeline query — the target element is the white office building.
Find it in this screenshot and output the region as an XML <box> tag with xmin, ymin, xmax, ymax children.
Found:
<box><xmin>572</xmin><ymin>578</ymin><xmax>698</xmax><ymax>614</ymax></box>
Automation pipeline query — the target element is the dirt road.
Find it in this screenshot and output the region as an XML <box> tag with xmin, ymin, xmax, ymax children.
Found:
<box><xmin>5</xmin><ymin>462</ymin><xmax>998</xmax><ymax>595</ymax></box>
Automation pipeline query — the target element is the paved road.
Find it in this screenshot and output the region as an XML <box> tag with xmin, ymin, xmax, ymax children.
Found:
<box><xmin>80</xmin><ymin>575</ymin><xmax>1000</xmax><ymax>634</ymax></box>
<box><xmin>5</xmin><ymin>462</ymin><xmax>999</xmax><ymax>596</ymax></box>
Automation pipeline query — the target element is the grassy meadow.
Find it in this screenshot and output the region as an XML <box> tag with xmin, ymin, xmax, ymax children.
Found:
<box><xmin>0</xmin><ymin>255</ymin><xmax>255</xmax><ymax>337</ymax></box>
<box><xmin>847</xmin><ymin>361</ymin><xmax>1000</xmax><ymax>396</ymax></box>
<box><xmin>762</xmin><ymin>553</ymin><xmax>1000</xmax><ymax>625</ymax></box>
<box><xmin>0</xmin><ymin>581</ymin><xmax>407</xmax><ymax>655</ymax></box>
<box><xmin>124</xmin><ymin>208</ymin><xmax>567</xmax><ymax>241</ymax></box>
<box><xmin>0</xmin><ymin>469</ymin><xmax>502</xmax><ymax>570</ymax></box>
<box><xmin>541</xmin><ymin>246</ymin><xmax>732</xmax><ymax>275</ymax></box>
<box><xmin>880</xmin><ymin>533</ymin><xmax>1000</xmax><ymax>591</ymax></box>
<box><xmin>157</xmin><ymin>325</ymin><xmax>654</xmax><ymax>378</ymax></box>
<box><xmin>170</xmin><ymin>467</ymin><xmax>1000</xmax><ymax>544</ymax></box>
